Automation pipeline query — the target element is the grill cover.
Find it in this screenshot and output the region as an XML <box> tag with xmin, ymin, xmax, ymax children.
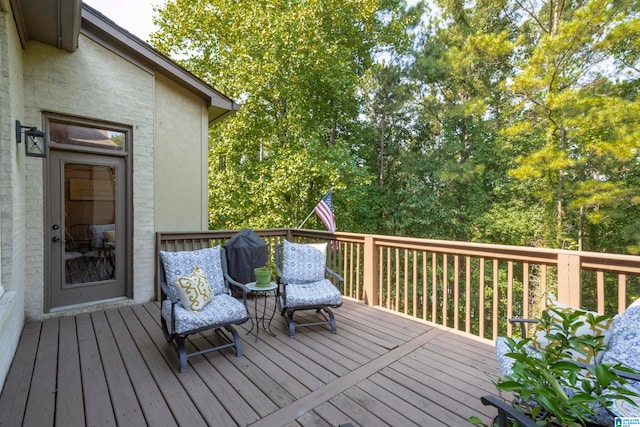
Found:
<box><xmin>223</xmin><ymin>228</ymin><xmax>268</xmax><ymax>284</ymax></box>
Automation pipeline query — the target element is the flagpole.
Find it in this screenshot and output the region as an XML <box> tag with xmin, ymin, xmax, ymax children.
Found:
<box><xmin>297</xmin><ymin>209</ymin><xmax>315</xmax><ymax>229</ymax></box>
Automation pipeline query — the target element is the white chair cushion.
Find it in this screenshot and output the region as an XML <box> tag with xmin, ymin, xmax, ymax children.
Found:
<box><xmin>601</xmin><ymin>299</ymin><xmax>640</xmax><ymax>390</ymax></box>
<box><xmin>285</xmin><ymin>279</ymin><xmax>342</xmax><ymax>308</ymax></box>
<box><xmin>162</xmin><ymin>293</ymin><xmax>248</xmax><ymax>334</ymax></box>
<box><xmin>160</xmin><ymin>246</ymin><xmax>226</xmax><ymax>300</ymax></box>
<box><xmin>282</xmin><ymin>240</ymin><xmax>327</xmax><ymax>283</ymax></box>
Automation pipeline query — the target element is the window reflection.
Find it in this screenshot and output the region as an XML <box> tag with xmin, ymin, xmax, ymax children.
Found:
<box><xmin>50</xmin><ymin>122</ymin><xmax>125</xmax><ymax>151</ymax></box>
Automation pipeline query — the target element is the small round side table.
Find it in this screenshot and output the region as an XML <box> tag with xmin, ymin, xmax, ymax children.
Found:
<box><xmin>245</xmin><ymin>282</ymin><xmax>278</xmax><ymax>342</ymax></box>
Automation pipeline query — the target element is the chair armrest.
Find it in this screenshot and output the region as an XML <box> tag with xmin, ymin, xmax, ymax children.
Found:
<box><xmin>480</xmin><ymin>395</ymin><xmax>538</xmax><ymax>427</ymax></box>
<box><xmin>508</xmin><ymin>318</ymin><xmax>539</xmax><ymax>338</ymax></box>
<box><xmin>160</xmin><ymin>281</ymin><xmax>178</xmax><ymax>304</ymax></box>
<box><xmin>325</xmin><ymin>266</ymin><xmax>344</xmax><ymax>284</ymax></box>
<box><xmin>225</xmin><ymin>273</ymin><xmax>249</xmax><ymax>306</ymax></box>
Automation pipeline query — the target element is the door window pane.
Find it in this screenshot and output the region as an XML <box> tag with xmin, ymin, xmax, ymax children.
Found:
<box><xmin>64</xmin><ymin>163</ymin><xmax>116</xmax><ymax>284</ymax></box>
<box><xmin>51</xmin><ymin>122</ymin><xmax>125</xmax><ymax>151</ymax></box>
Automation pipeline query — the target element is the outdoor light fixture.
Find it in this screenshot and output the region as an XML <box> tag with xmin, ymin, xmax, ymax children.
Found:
<box><xmin>16</xmin><ymin>120</ymin><xmax>47</xmax><ymax>158</ymax></box>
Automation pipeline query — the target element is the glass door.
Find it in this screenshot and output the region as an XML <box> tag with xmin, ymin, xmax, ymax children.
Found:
<box><xmin>49</xmin><ymin>149</ymin><xmax>127</xmax><ymax>308</ymax></box>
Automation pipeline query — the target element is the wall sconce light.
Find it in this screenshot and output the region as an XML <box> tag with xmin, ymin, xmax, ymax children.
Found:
<box><xmin>16</xmin><ymin>120</ymin><xmax>47</xmax><ymax>158</ymax></box>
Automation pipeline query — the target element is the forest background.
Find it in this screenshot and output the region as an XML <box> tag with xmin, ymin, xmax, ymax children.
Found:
<box><xmin>150</xmin><ymin>0</ymin><xmax>640</xmax><ymax>255</ymax></box>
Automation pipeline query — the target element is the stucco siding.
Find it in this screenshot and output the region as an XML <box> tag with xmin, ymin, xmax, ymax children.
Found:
<box><xmin>154</xmin><ymin>74</ymin><xmax>209</xmax><ymax>232</ymax></box>
<box><xmin>22</xmin><ymin>34</ymin><xmax>156</xmax><ymax>316</ymax></box>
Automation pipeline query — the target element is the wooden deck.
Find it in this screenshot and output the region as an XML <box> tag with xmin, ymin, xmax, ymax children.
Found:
<box><xmin>0</xmin><ymin>298</ymin><xmax>502</xmax><ymax>426</ymax></box>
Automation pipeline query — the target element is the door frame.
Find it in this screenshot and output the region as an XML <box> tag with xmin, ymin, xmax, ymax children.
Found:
<box><xmin>43</xmin><ymin>113</ymin><xmax>134</xmax><ymax>312</ymax></box>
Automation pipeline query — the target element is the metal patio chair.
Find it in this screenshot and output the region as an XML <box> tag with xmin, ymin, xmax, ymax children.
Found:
<box><xmin>159</xmin><ymin>246</ymin><xmax>250</xmax><ymax>372</ymax></box>
<box><xmin>275</xmin><ymin>240</ymin><xmax>343</xmax><ymax>337</ymax></box>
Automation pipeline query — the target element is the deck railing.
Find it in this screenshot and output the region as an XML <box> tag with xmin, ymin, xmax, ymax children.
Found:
<box><xmin>156</xmin><ymin>229</ymin><xmax>640</xmax><ymax>341</ymax></box>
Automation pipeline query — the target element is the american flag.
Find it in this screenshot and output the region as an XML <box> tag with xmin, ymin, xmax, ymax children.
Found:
<box><xmin>314</xmin><ymin>190</ymin><xmax>336</xmax><ymax>232</ymax></box>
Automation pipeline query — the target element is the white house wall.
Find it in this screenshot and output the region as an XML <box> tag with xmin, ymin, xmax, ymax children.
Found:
<box><xmin>0</xmin><ymin>2</ymin><xmax>27</xmax><ymax>392</ymax></box>
<box><xmin>22</xmin><ymin>33</ymin><xmax>156</xmax><ymax>318</ymax></box>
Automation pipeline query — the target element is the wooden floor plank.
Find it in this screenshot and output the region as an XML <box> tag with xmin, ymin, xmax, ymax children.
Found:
<box><xmin>205</xmin><ymin>328</ymin><xmax>306</xmax><ymax>407</ymax></box>
<box><xmin>311</xmin><ymin>401</ymin><xmax>356</xmax><ymax>427</ymax></box>
<box><xmin>328</xmin><ymin>393</ymin><xmax>388</xmax><ymax>427</ymax></box>
<box><xmin>76</xmin><ymin>313</ymin><xmax>117</xmax><ymax>426</ymax></box>
<box><xmin>255</xmin><ymin>322</ymin><xmax>350</xmax><ymax>379</ymax></box>
<box><xmin>368</xmin><ymin>371</ymin><xmax>470</xmax><ymax>426</ymax></box>
<box><xmin>386</xmin><ymin>361</ymin><xmax>496</xmax><ymax>422</ymax></box>
<box><xmin>0</xmin><ymin>321</ymin><xmax>41</xmax><ymax>427</ymax></box>
<box><xmin>91</xmin><ymin>310</ymin><xmax>150</xmax><ymax>427</ymax></box>
<box><xmin>343</xmin><ymin>384</ymin><xmax>421</xmax><ymax>427</ymax></box>
<box><xmin>0</xmin><ymin>299</ymin><xmax>501</xmax><ymax>427</ymax></box>
<box><xmin>296</xmin><ymin>410</ymin><xmax>332</xmax><ymax>427</ymax></box>
<box><xmin>190</xmin><ymin>334</ymin><xmax>280</xmax><ymax>419</ymax></box>
<box><xmin>110</xmin><ymin>307</ymin><xmax>207</xmax><ymax>426</ymax></box>
<box><xmin>22</xmin><ymin>318</ymin><xmax>58</xmax><ymax>427</ymax></box>
<box><xmin>354</xmin><ymin>378</ymin><xmax>440</xmax><ymax>426</ymax></box>
<box><xmin>132</xmin><ymin>304</ymin><xmax>239</xmax><ymax>427</ymax></box>
<box><xmin>55</xmin><ymin>316</ymin><xmax>84</xmax><ymax>427</ymax></box>
<box><xmin>237</xmin><ymin>329</ymin><xmax>325</xmax><ymax>392</ymax></box>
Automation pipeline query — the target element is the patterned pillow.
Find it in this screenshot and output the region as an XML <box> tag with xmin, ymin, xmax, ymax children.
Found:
<box><xmin>601</xmin><ymin>298</ymin><xmax>640</xmax><ymax>389</ymax></box>
<box><xmin>160</xmin><ymin>246</ymin><xmax>226</xmax><ymax>300</ymax></box>
<box><xmin>89</xmin><ymin>223</ymin><xmax>115</xmax><ymax>249</ymax></box>
<box><xmin>175</xmin><ymin>266</ymin><xmax>213</xmax><ymax>311</ymax></box>
<box><xmin>530</xmin><ymin>293</ymin><xmax>615</xmax><ymax>364</ymax></box>
<box><xmin>282</xmin><ymin>240</ymin><xmax>327</xmax><ymax>283</ymax></box>
<box><xmin>103</xmin><ymin>230</ymin><xmax>116</xmax><ymax>242</ymax></box>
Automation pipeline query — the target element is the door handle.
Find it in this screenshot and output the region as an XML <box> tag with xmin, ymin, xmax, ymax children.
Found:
<box><xmin>52</xmin><ymin>236</ymin><xmax>60</xmax><ymax>242</ymax></box>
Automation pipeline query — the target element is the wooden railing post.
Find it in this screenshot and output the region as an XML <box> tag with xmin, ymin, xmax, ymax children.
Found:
<box><xmin>363</xmin><ymin>236</ymin><xmax>379</xmax><ymax>306</ymax></box>
<box><xmin>557</xmin><ymin>253</ymin><xmax>581</xmax><ymax>307</ymax></box>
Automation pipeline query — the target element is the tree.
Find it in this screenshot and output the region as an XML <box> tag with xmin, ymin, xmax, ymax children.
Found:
<box><xmin>504</xmin><ymin>0</ymin><xmax>640</xmax><ymax>251</ymax></box>
<box><xmin>151</xmin><ymin>0</ymin><xmax>421</xmax><ymax>230</ymax></box>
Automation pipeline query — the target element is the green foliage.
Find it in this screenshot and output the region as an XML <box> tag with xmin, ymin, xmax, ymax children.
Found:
<box><xmin>495</xmin><ymin>309</ymin><xmax>639</xmax><ymax>426</ymax></box>
<box><xmin>151</xmin><ymin>0</ymin><xmax>420</xmax><ymax>231</ymax></box>
<box><xmin>149</xmin><ymin>0</ymin><xmax>640</xmax><ymax>255</ymax></box>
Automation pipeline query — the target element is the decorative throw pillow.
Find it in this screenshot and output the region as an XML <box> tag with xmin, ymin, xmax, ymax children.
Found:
<box><xmin>89</xmin><ymin>223</ymin><xmax>115</xmax><ymax>249</ymax></box>
<box><xmin>601</xmin><ymin>298</ymin><xmax>640</xmax><ymax>388</ymax></box>
<box><xmin>103</xmin><ymin>230</ymin><xmax>116</xmax><ymax>242</ymax></box>
<box><xmin>529</xmin><ymin>293</ymin><xmax>615</xmax><ymax>364</ymax></box>
<box><xmin>160</xmin><ymin>246</ymin><xmax>226</xmax><ymax>301</ymax></box>
<box><xmin>282</xmin><ymin>240</ymin><xmax>327</xmax><ymax>283</ymax></box>
<box><xmin>174</xmin><ymin>266</ymin><xmax>213</xmax><ymax>311</ymax></box>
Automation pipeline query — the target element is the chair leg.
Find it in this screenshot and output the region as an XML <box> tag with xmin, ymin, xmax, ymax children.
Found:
<box><xmin>175</xmin><ymin>337</ymin><xmax>188</xmax><ymax>373</ymax></box>
<box><xmin>324</xmin><ymin>307</ymin><xmax>337</xmax><ymax>334</ymax></box>
<box><xmin>286</xmin><ymin>310</ymin><xmax>296</xmax><ymax>337</ymax></box>
<box><xmin>225</xmin><ymin>325</ymin><xmax>244</xmax><ymax>357</ymax></box>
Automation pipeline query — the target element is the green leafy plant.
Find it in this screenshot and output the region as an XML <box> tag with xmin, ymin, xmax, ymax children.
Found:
<box><xmin>472</xmin><ymin>308</ymin><xmax>640</xmax><ymax>426</ymax></box>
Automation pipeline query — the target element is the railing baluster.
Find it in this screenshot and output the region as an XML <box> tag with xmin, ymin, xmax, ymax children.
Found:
<box><xmin>413</xmin><ymin>250</ymin><xmax>418</xmax><ymax>318</ymax></box>
<box><xmin>492</xmin><ymin>259</ymin><xmax>499</xmax><ymax>341</ymax></box>
<box><xmin>619</xmin><ymin>274</ymin><xmax>627</xmax><ymax>314</ymax></box>
<box><xmin>465</xmin><ymin>256</ymin><xmax>471</xmax><ymax>334</ymax></box>
<box><xmin>423</xmin><ymin>252</ymin><xmax>428</xmax><ymax>321</ymax></box>
<box><xmin>597</xmin><ymin>271</ymin><xmax>605</xmax><ymax>314</ymax></box>
<box><xmin>395</xmin><ymin>248</ymin><xmax>400</xmax><ymax>312</ymax></box>
<box><xmin>443</xmin><ymin>254</ymin><xmax>448</xmax><ymax>328</ymax></box>
<box><xmin>523</xmin><ymin>262</ymin><xmax>529</xmax><ymax>320</ymax></box>
<box><xmin>432</xmin><ymin>253</ymin><xmax>437</xmax><ymax>324</ymax></box>
<box><xmin>479</xmin><ymin>258</ymin><xmax>485</xmax><ymax>339</ymax></box>
<box><xmin>454</xmin><ymin>255</ymin><xmax>459</xmax><ymax>331</ymax></box>
<box><xmin>507</xmin><ymin>261</ymin><xmax>513</xmax><ymax>337</ymax></box>
<box><xmin>404</xmin><ymin>249</ymin><xmax>409</xmax><ymax>315</ymax></box>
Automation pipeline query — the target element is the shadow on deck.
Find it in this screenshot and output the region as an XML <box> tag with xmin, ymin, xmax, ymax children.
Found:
<box><xmin>0</xmin><ymin>298</ymin><xmax>501</xmax><ymax>426</ymax></box>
